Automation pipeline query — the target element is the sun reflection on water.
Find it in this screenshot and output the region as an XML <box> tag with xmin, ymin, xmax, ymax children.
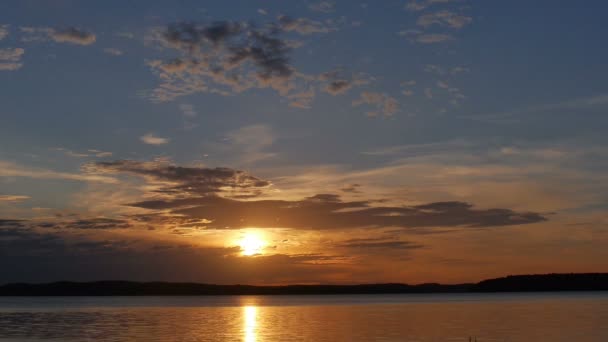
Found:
<box><xmin>244</xmin><ymin>306</ymin><xmax>258</xmax><ymax>342</ymax></box>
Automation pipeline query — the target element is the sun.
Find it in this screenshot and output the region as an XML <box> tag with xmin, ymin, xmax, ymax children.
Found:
<box><xmin>239</xmin><ymin>232</ymin><xmax>266</xmax><ymax>256</ymax></box>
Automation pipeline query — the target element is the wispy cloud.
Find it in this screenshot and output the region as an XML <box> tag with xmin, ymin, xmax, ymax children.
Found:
<box><xmin>20</xmin><ymin>27</ymin><xmax>96</xmax><ymax>45</ymax></box>
<box><xmin>140</xmin><ymin>133</ymin><xmax>169</xmax><ymax>145</ymax></box>
<box><xmin>224</xmin><ymin>124</ymin><xmax>277</xmax><ymax>165</ymax></box>
<box><xmin>406</xmin><ymin>0</ymin><xmax>459</xmax><ymax>11</ymax></box>
<box><xmin>53</xmin><ymin>147</ymin><xmax>113</xmax><ymax>158</ymax></box>
<box><xmin>318</xmin><ymin>69</ymin><xmax>371</xmax><ymax>95</ymax></box>
<box><xmin>0</xmin><ymin>160</ymin><xmax>117</xmax><ymax>183</ymax></box>
<box><xmin>309</xmin><ymin>1</ymin><xmax>335</xmax><ymax>13</ymax></box>
<box><xmin>417</xmin><ymin>10</ymin><xmax>472</xmax><ymax>29</ymax></box>
<box><xmin>179</xmin><ymin>103</ymin><xmax>198</xmax><ymax>129</ymax></box>
<box><xmin>463</xmin><ymin>93</ymin><xmax>608</xmax><ymax>123</ymax></box>
<box><xmin>353</xmin><ymin>92</ymin><xmax>399</xmax><ymax>117</ymax></box>
<box><xmin>0</xmin><ymin>195</ymin><xmax>30</xmax><ymax>202</ymax></box>
<box><xmin>0</xmin><ymin>48</ymin><xmax>24</xmax><ymax>71</ymax></box>
<box><xmin>103</xmin><ymin>47</ymin><xmax>123</xmax><ymax>56</ymax></box>
<box><xmin>0</xmin><ymin>25</ymin><xmax>8</xmax><ymax>40</ymax></box>
<box><xmin>399</xmin><ymin>30</ymin><xmax>453</xmax><ymax>44</ymax></box>
<box><xmin>278</xmin><ymin>15</ymin><xmax>336</xmax><ymax>35</ymax></box>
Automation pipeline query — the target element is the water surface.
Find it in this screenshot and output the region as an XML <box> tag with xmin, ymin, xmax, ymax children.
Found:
<box><xmin>0</xmin><ymin>292</ymin><xmax>606</xmax><ymax>341</ymax></box>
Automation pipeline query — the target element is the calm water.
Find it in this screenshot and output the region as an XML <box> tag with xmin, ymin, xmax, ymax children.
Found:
<box><xmin>0</xmin><ymin>292</ymin><xmax>607</xmax><ymax>341</ymax></box>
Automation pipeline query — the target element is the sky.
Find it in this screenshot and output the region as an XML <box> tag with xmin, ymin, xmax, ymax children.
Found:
<box><xmin>1</xmin><ymin>0</ymin><xmax>607</xmax><ymax>285</ymax></box>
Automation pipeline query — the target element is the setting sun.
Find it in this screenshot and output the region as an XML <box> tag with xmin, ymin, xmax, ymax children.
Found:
<box><xmin>239</xmin><ymin>233</ymin><xmax>266</xmax><ymax>256</ymax></box>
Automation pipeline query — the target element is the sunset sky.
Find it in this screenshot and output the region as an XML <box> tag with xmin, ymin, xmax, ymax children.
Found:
<box><xmin>1</xmin><ymin>0</ymin><xmax>607</xmax><ymax>285</ymax></box>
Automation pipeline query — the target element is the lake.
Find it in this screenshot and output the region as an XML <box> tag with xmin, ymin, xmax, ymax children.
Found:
<box><xmin>0</xmin><ymin>292</ymin><xmax>607</xmax><ymax>341</ymax></box>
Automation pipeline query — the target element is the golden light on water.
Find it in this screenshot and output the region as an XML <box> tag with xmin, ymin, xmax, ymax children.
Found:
<box><xmin>238</xmin><ymin>232</ymin><xmax>266</xmax><ymax>256</ymax></box>
<box><xmin>243</xmin><ymin>306</ymin><xmax>258</xmax><ymax>342</ymax></box>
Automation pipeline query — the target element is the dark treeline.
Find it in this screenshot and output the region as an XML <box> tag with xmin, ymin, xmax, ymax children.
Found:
<box><xmin>1</xmin><ymin>273</ymin><xmax>607</xmax><ymax>296</ymax></box>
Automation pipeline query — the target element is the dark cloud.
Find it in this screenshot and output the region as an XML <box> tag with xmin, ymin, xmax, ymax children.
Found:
<box><xmin>341</xmin><ymin>183</ymin><xmax>362</xmax><ymax>193</ymax></box>
<box><xmin>318</xmin><ymin>69</ymin><xmax>369</xmax><ymax>95</ymax></box>
<box><xmin>146</xmin><ymin>18</ymin><xmax>361</xmax><ymax>106</ymax></box>
<box><xmin>163</xmin><ymin>21</ymin><xmax>243</xmax><ymax>49</ymax></box>
<box><xmin>337</xmin><ymin>238</ymin><xmax>424</xmax><ymax>250</ymax></box>
<box><xmin>86</xmin><ymin>160</ymin><xmax>271</xmax><ymax>198</ymax></box>
<box><xmin>21</xmin><ymin>27</ymin><xmax>96</xmax><ymax>45</ymax></box>
<box><xmin>82</xmin><ymin>160</ymin><xmax>547</xmax><ymax>231</ymax></box>
<box><xmin>0</xmin><ymin>218</ymin><xmax>131</xmax><ymax>231</ymax></box>
<box><xmin>63</xmin><ymin>218</ymin><xmax>132</xmax><ymax>230</ymax></box>
<box><xmin>128</xmin><ymin>195</ymin><xmax>546</xmax><ymax>230</ymax></box>
<box><xmin>162</xmin><ymin>20</ymin><xmax>293</xmax><ymax>79</ymax></box>
<box><xmin>50</xmin><ymin>27</ymin><xmax>96</xmax><ymax>45</ymax></box>
<box><xmin>0</xmin><ymin>219</ymin><xmax>25</xmax><ymax>229</ymax></box>
<box><xmin>147</xmin><ymin>20</ymin><xmax>298</xmax><ymax>101</ymax></box>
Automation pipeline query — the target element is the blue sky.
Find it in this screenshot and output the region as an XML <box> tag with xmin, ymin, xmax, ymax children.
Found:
<box><xmin>1</xmin><ymin>0</ymin><xmax>607</xmax><ymax>284</ymax></box>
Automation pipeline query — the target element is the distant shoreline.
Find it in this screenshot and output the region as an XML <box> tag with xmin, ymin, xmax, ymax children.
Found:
<box><xmin>1</xmin><ymin>273</ymin><xmax>607</xmax><ymax>296</ymax></box>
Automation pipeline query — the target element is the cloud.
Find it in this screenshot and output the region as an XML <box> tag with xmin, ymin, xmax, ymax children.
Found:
<box><xmin>309</xmin><ymin>1</ymin><xmax>335</xmax><ymax>13</ymax></box>
<box><xmin>146</xmin><ymin>20</ymin><xmax>294</xmax><ymax>102</ymax></box>
<box><xmin>145</xmin><ymin>18</ymin><xmax>353</xmax><ymax>107</ymax></box>
<box><xmin>21</xmin><ymin>27</ymin><xmax>96</xmax><ymax>45</ymax></box>
<box><xmin>0</xmin><ymin>47</ymin><xmax>24</xmax><ymax>71</ymax></box>
<box><xmin>0</xmin><ymin>160</ymin><xmax>117</xmax><ymax>184</ymax></box>
<box><xmin>178</xmin><ymin>103</ymin><xmax>198</xmax><ymax>129</ymax></box>
<box><xmin>223</xmin><ymin>124</ymin><xmax>277</xmax><ymax>165</ymax></box>
<box><xmin>463</xmin><ymin>93</ymin><xmax>608</xmax><ymax>123</ymax></box>
<box><xmin>86</xmin><ymin>160</ymin><xmax>272</xmax><ymax>198</ymax></box>
<box><xmin>362</xmin><ymin>139</ymin><xmax>472</xmax><ymax>156</ymax></box>
<box><xmin>62</xmin><ymin>218</ymin><xmax>132</xmax><ymax>230</ymax></box>
<box><xmin>424</xmin><ymin>87</ymin><xmax>433</xmax><ymax>99</ymax></box>
<box><xmin>88</xmin><ymin>150</ymin><xmax>113</xmax><ymax>158</ymax></box>
<box><xmin>0</xmin><ymin>219</ymin><xmax>24</xmax><ymax>229</ymax></box>
<box><xmin>406</xmin><ymin>0</ymin><xmax>458</xmax><ymax>11</ymax></box>
<box><xmin>278</xmin><ymin>16</ymin><xmax>335</xmax><ymax>35</ymax></box>
<box><xmin>129</xmin><ymin>195</ymin><xmax>547</xmax><ymax>230</ymax></box>
<box><xmin>53</xmin><ymin>147</ymin><xmax>112</xmax><ymax>158</ymax></box>
<box><xmin>0</xmin><ymin>195</ymin><xmax>30</xmax><ymax>202</ymax></box>
<box><xmin>140</xmin><ymin>133</ymin><xmax>169</xmax><ymax>145</ymax></box>
<box><xmin>51</xmin><ymin>27</ymin><xmax>96</xmax><ymax>45</ymax></box>
<box><xmin>399</xmin><ymin>30</ymin><xmax>453</xmax><ymax>44</ymax></box>
<box><xmin>417</xmin><ymin>10</ymin><xmax>472</xmax><ymax>29</ymax></box>
<box><xmin>84</xmin><ymin>158</ymin><xmax>547</xmax><ymax>232</ymax></box>
<box><xmin>103</xmin><ymin>48</ymin><xmax>123</xmax><ymax>56</ymax></box>
<box><xmin>337</xmin><ymin>238</ymin><xmax>424</xmax><ymax>251</ymax></box>
<box><xmin>353</xmin><ymin>91</ymin><xmax>399</xmax><ymax>117</ymax></box>
<box><xmin>12</xmin><ymin>217</ymin><xmax>133</xmax><ymax>230</ymax></box>
<box><xmin>0</xmin><ymin>25</ymin><xmax>8</xmax><ymax>40</ymax></box>
<box><xmin>179</xmin><ymin>104</ymin><xmax>197</xmax><ymax>117</ymax></box>
<box><xmin>318</xmin><ymin>69</ymin><xmax>370</xmax><ymax>95</ymax></box>
<box><xmin>83</xmin><ymin>159</ymin><xmax>546</xmax><ymax>231</ymax></box>
<box><xmin>451</xmin><ymin>66</ymin><xmax>469</xmax><ymax>74</ymax></box>
<box><xmin>116</xmin><ymin>31</ymin><xmax>135</xmax><ymax>39</ymax></box>
<box><xmin>341</xmin><ymin>184</ymin><xmax>362</xmax><ymax>193</ymax></box>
